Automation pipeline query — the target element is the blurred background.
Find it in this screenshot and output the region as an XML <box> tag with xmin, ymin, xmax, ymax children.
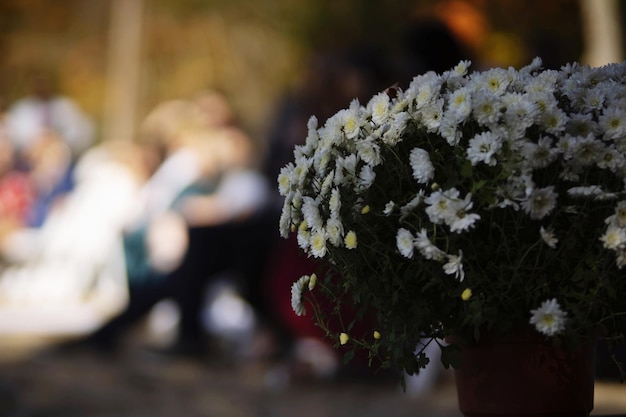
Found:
<box><xmin>0</xmin><ymin>1</ymin><xmax>625</xmax><ymax>416</ymax></box>
<box><xmin>0</xmin><ymin>0</ymin><xmax>611</xmax><ymax>146</ymax></box>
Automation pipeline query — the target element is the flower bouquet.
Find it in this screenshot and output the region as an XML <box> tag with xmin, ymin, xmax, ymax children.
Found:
<box><xmin>277</xmin><ymin>58</ymin><xmax>626</xmax><ymax>378</ymax></box>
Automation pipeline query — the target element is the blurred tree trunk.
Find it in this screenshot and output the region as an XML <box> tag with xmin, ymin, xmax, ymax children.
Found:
<box><xmin>102</xmin><ymin>0</ymin><xmax>144</xmax><ymax>142</ymax></box>
<box><xmin>579</xmin><ymin>0</ymin><xmax>624</xmax><ymax>66</ymax></box>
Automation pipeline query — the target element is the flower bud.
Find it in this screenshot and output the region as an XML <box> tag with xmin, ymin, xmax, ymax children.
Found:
<box><xmin>373</xmin><ymin>331</ymin><xmax>381</xmax><ymax>340</ymax></box>
<box><xmin>308</xmin><ymin>273</ymin><xmax>317</xmax><ymax>290</ymax></box>
<box><xmin>461</xmin><ymin>288</ymin><xmax>472</xmax><ymax>301</ymax></box>
<box><xmin>344</xmin><ymin>231</ymin><xmax>358</xmax><ymax>249</ymax></box>
<box><xmin>361</xmin><ymin>205</ymin><xmax>371</xmax><ymax>214</ymax></box>
<box><xmin>339</xmin><ymin>332</ymin><xmax>350</xmax><ymax>345</ymax></box>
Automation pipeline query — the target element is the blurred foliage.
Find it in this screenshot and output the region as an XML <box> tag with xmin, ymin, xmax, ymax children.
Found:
<box><xmin>0</xmin><ymin>0</ymin><xmax>588</xmax><ymax>147</ymax></box>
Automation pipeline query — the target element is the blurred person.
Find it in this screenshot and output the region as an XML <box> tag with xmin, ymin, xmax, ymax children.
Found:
<box><xmin>0</xmin><ymin>139</ymin><xmax>147</xmax><ymax>318</ymax></box>
<box><xmin>132</xmin><ymin>99</ymin><xmax>207</xmax><ymax>217</ymax></box>
<box><xmin>2</xmin><ymin>71</ymin><xmax>92</xmax><ymax>230</ymax></box>
<box><xmin>192</xmin><ymin>89</ymin><xmax>236</xmax><ymax>130</ymax></box>
<box><xmin>50</xmin><ymin>93</ymin><xmax>279</xmax><ymax>359</ymax></box>
<box><xmin>0</xmin><ymin>98</ymin><xmax>205</xmax><ymax>342</ymax></box>
<box><xmin>168</xmin><ymin>126</ymin><xmax>274</xmax><ymax>355</ymax></box>
<box><xmin>5</xmin><ymin>71</ymin><xmax>95</xmax><ymax>163</ymax></box>
<box><xmin>21</xmin><ymin>130</ymin><xmax>75</xmax><ymax>228</ymax></box>
<box><xmin>0</xmin><ymin>134</ymin><xmax>35</xmax><ymax>259</ymax></box>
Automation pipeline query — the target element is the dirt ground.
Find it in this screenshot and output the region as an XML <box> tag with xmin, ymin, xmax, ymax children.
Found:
<box><xmin>0</xmin><ymin>335</ymin><xmax>625</xmax><ymax>417</ymax></box>
<box><xmin>0</xmin><ymin>341</ymin><xmax>461</xmax><ymax>417</ymax></box>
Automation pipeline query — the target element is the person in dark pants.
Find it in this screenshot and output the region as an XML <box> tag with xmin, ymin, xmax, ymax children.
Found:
<box><xmin>75</xmin><ymin>205</ymin><xmax>280</xmax><ymax>357</ymax></box>
<box><xmin>54</xmin><ymin>101</ymin><xmax>281</xmax><ymax>359</ymax></box>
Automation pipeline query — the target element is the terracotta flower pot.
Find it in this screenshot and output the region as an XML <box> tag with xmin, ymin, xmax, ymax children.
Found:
<box><xmin>450</xmin><ymin>331</ymin><xmax>596</xmax><ymax>417</ymax></box>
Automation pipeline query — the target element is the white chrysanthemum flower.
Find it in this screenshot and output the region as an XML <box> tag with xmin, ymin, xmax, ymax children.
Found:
<box><xmin>443</xmin><ymin>251</ymin><xmax>464</xmax><ymax>281</ymax></box>
<box><xmin>541</xmin><ymin>107</ymin><xmax>568</xmax><ymax>135</ymax></box>
<box><xmin>474</xmin><ymin>67</ymin><xmax>511</xmax><ymax>95</ymax></box>
<box><xmin>409</xmin><ymin>147</ymin><xmax>435</xmax><ymax>184</ymax></box>
<box><xmin>556</xmin><ymin>134</ymin><xmax>580</xmax><ymax>161</ymax></box>
<box><xmin>293</xmin><ymin>155</ymin><xmax>312</xmax><ymax>184</ymax></box>
<box><xmin>540</xmin><ymin>226</ymin><xmax>558</xmax><ymax>248</ymax></box>
<box><xmin>329</xmin><ymin>188</ymin><xmax>341</xmax><ymax>217</ymax></box>
<box><xmin>392</xmin><ymin>94</ymin><xmax>410</xmax><ymax>113</ymax></box>
<box><xmin>581</xmin><ymin>87</ymin><xmax>606</xmax><ymax>112</ymax></box>
<box><xmin>439</xmin><ymin>115</ymin><xmax>462</xmax><ymax>145</ymax></box>
<box><xmin>368</xmin><ymin>92</ymin><xmax>391</xmax><ymax>125</ymax></box>
<box><xmin>531</xmin><ymin>91</ymin><xmax>558</xmax><ymax>113</ymax></box>
<box><xmin>520</xmin><ymin>56</ymin><xmax>543</xmax><ymax>73</ymax></box>
<box><xmin>566</xmin><ymin>113</ymin><xmax>597</xmax><ymax>138</ymax></box>
<box><xmin>571</xmin><ymin>134</ymin><xmax>603</xmax><ymax>166</ymax></box>
<box><xmin>597</xmin><ymin>145</ymin><xmax>623</xmax><ymax>172</ymax></box>
<box><xmin>530</xmin><ymin>298</ymin><xmax>567</xmax><ymax>336</ymax></box>
<box><xmin>297</xmin><ymin>228</ymin><xmax>311</xmax><ymax>251</ymax></box>
<box><xmin>291</xmin><ymin>275</ymin><xmax>311</xmax><ymax>316</ymax></box>
<box><xmin>279</xmin><ymin>198</ymin><xmax>292</xmax><ymax>238</ymax></box>
<box><xmin>522</xmin><ymin>136</ymin><xmax>558</xmax><ymax>169</ymax></box>
<box><xmin>396</xmin><ymin>228</ymin><xmax>415</xmax><ymax>258</ymax></box>
<box><xmin>567</xmin><ymin>185</ymin><xmax>606</xmax><ymax>199</ymax></box>
<box><xmin>307</xmin><ymin>115</ymin><xmax>318</xmax><ymax>131</ymax></box>
<box><xmin>277</xmin><ymin>163</ymin><xmax>294</xmax><ymax>196</ymax></box>
<box><xmin>325</xmin><ymin>217</ymin><xmax>344</xmax><ymax>247</ymax></box>
<box><xmin>291</xmin><ymin>190</ymin><xmax>303</xmax><ymax>210</ymax></box>
<box><xmin>472</xmin><ymin>92</ymin><xmax>502</xmax><ymax>126</ymax></box>
<box><xmin>421</xmin><ymin>98</ymin><xmax>444</xmax><ymax>132</ymax></box>
<box><xmin>525</xmin><ymin>69</ymin><xmax>558</xmax><ymax>94</ymax></box>
<box><xmin>335</xmin><ymin>154</ymin><xmax>358</xmax><ymax>186</ymax></box>
<box><xmin>343</xmin><ymin>100</ymin><xmax>363</xmax><ymax>139</ymax></box>
<box><xmin>425</xmin><ymin>188</ymin><xmax>460</xmax><ymax>225</ymax></box>
<box><xmin>302</xmin><ymin>196</ymin><xmax>323</xmax><ymax>232</ymax></box>
<box><xmin>312</xmin><ymin>148</ymin><xmax>331</xmax><ymax>176</ymax></box>
<box><xmin>601</xmin><ymin>226</ymin><xmax>626</xmax><ymax>250</ymax></box>
<box><xmin>415</xmin><ymin>228</ymin><xmax>445</xmax><ymax>261</ymax></box>
<box><xmin>320</xmin><ymin>170</ymin><xmax>335</xmax><ymax>197</ymax></box>
<box><xmin>384</xmin><ymin>111</ymin><xmax>410</xmax><ymax>145</ymax></box>
<box><xmin>599</xmin><ymin>107</ymin><xmax>626</xmax><ymax>141</ymax></box>
<box><xmin>309</xmin><ymin>230</ymin><xmax>328</xmax><ymax>258</ymax></box>
<box><xmin>400</xmin><ymin>191</ymin><xmax>425</xmax><ymax>220</ymax></box>
<box><xmin>356</xmin><ymin>137</ymin><xmax>381</xmax><ymax>166</ymax></box>
<box><xmin>301</xmin><ymin>117</ymin><xmax>319</xmax><ymax>149</ymax></box>
<box><xmin>412</xmin><ymin>79</ymin><xmax>438</xmax><ymax>109</ymax></box>
<box><xmin>447</xmin><ymin>87</ymin><xmax>472</xmax><ymax>122</ymax></box>
<box><xmin>384</xmin><ymin>201</ymin><xmax>395</xmax><ymax>216</ymax></box>
<box><xmin>503</xmin><ymin>93</ymin><xmax>538</xmax><ymax>132</ymax></box>
<box><xmin>522</xmin><ymin>186</ymin><xmax>557</xmax><ymax>220</ymax></box>
<box><xmin>342</xmin><ymin>154</ymin><xmax>358</xmax><ymax>175</ymax></box>
<box><xmin>467</xmin><ymin>131</ymin><xmax>502</xmax><ymax>166</ymax></box>
<box><xmin>448</xmin><ymin>194</ymin><xmax>481</xmax><ymax>233</ymax></box>
<box><xmin>320</xmin><ymin>114</ymin><xmax>343</xmax><ymax>147</ymax></box>
<box><xmin>452</xmin><ymin>60</ymin><xmax>471</xmax><ymax>76</ymax></box>
<box><xmin>358</xmin><ymin>164</ymin><xmax>376</xmax><ymax>190</ymax></box>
